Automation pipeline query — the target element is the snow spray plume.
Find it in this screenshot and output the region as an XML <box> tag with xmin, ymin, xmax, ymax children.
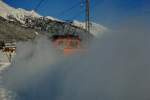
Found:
<box><xmin>3</xmin><ymin>16</ymin><xmax>150</xmax><ymax>100</ymax></box>
<box><xmin>3</xmin><ymin>37</ymin><xmax>64</xmax><ymax>92</ymax></box>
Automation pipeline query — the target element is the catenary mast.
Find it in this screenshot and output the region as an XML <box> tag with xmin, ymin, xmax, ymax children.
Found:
<box><xmin>85</xmin><ymin>0</ymin><xmax>90</xmax><ymax>33</ymax></box>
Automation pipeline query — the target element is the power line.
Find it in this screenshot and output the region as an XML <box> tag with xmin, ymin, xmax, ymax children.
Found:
<box><xmin>71</xmin><ymin>0</ymin><xmax>102</xmax><ymax>20</ymax></box>
<box><xmin>57</xmin><ymin>1</ymin><xmax>84</xmax><ymax>18</ymax></box>
<box><xmin>34</xmin><ymin>0</ymin><xmax>45</xmax><ymax>12</ymax></box>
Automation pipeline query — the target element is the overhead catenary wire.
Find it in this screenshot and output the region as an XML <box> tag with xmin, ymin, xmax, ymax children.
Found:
<box><xmin>33</xmin><ymin>0</ymin><xmax>100</xmax><ymax>24</ymax></box>
<box><xmin>57</xmin><ymin>1</ymin><xmax>85</xmax><ymax>19</ymax></box>
<box><xmin>34</xmin><ymin>0</ymin><xmax>45</xmax><ymax>12</ymax></box>
<box><xmin>58</xmin><ymin>0</ymin><xmax>87</xmax><ymax>21</ymax></box>
<box><xmin>34</xmin><ymin>0</ymin><xmax>82</xmax><ymax>20</ymax></box>
<box><xmin>71</xmin><ymin>0</ymin><xmax>102</xmax><ymax>20</ymax></box>
<box><xmin>33</xmin><ymin>0</ymin><xmax>86</xmax><ymax>20</ymax></box>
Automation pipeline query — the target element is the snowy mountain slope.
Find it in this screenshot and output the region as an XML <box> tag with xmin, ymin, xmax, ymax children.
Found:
<box><xmin>72</xmin><ymin>20</ymin><xmax>108</xmax><ymax>37</ymax></box>
<box><xmin>0</xmin><ymin>0</ymin><xmax>14</xmax><ymax>18</ymax></box>
<box><xmin>0</xmin><ymin>0</ymin><xmax>107</xmax><ymax>37</ymax></box>
<box><xmin>0</xmin><ymin>0</ymin><xmax>41</xmax><ymax>23</ymax></box>
<box><xmin>45</xmin><ymin>16</ymin><xmax>63</xmax><ymax>22</ymax></box>
<box><xmin>0</xmin><ymin>0</ymin><xmax>60</xmax><ymax>22</ymax></box>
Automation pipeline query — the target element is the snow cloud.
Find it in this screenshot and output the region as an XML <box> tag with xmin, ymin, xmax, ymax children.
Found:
<box><xmin>2</xmin><ymin>16</ymin><xmax>150</xmax><ymax>100</ymax></box>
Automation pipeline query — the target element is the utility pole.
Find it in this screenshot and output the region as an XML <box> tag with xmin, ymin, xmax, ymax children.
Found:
<box><xmin>85</xmin><ymin>0</ymin><xmax>90</xmax><ymax>33</ymax></box>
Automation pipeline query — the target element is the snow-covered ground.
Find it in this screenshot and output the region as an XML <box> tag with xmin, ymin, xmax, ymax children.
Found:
<box><xmin>0</xmin><ymin>51</ymin><xmax>11</xmax><ymax>71</ymax></box>
<box><xmin>0</xmin><ymin>51</ymin><xmax>16</xmax><ymax>100</ymax></box>
<box><xmin>0</xmin><ymin>87</ymin><xmax>16</xmax><ymax>100</ymax></box>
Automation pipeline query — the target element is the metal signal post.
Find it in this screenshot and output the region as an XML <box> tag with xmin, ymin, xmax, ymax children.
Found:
<box><xmin>85</xmin><ymin>0</ymin><xmax>90</xmax><ymax>33</ymax></box>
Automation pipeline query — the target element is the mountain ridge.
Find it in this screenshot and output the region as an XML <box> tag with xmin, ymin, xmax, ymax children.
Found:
<box><xmin>0</xmin><ymin>0</ymin><xmax>107</xmax><ymax>37</ymax></box>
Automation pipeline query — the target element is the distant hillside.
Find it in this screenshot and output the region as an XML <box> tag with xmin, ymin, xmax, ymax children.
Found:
<box><xmin>0</xmin><ymin>16</ymin><xmax>39</xmax><ymax>41</ymax></box>
<box><xmin>0</xmin><ymin>15</ymin><xmax>92</xmax><ymax>42</ymax></box>
<box><xmin>0</xmin><ymin>0</ymin><xmax>107</xmax><ymax>41</ymax></box>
